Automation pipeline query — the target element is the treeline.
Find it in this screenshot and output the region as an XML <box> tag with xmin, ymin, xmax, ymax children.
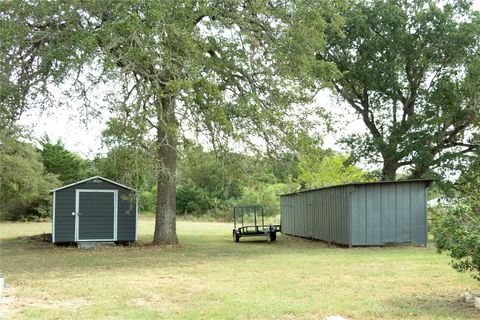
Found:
<box><xmin>0</xmin><ymin>129</ymin><xmax>90</xmax><ymax>220</ymax></box>
<box><xmin>0</xmin><ymin>128</ymin><xmax>371</xmax><ymax>221</ymax></box>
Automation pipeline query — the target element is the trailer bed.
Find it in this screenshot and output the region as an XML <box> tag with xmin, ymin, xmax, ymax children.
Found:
<box><xmin>232</xmin><ymin>206</ymin><xmax>281</xmax><ymax>243</ymax></box>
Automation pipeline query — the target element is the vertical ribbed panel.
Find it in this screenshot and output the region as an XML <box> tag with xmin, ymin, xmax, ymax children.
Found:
<box><xmin>280</xmin><ymin>186</ymin><xmax>349</xmax><ymax>245</ymax></box>
<box><xmin>350</xmin><ymin>182</ymin><xmax>427</xmax><ymax>246</ymax></box>
<box><xmin>280</xmin><ymin>181</ymin><xmax>428</xmax><ymax>246</ymax></box>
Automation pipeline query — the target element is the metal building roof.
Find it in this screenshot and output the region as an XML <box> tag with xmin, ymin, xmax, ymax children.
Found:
<box><xmin>50</xmin><ymin>176</ymin><xmax>136</xmax><ymax>193</ymax></box>
<box><xmin>279</xmin><ymin>179</ymin><xmax>433</xmax><ymax>196</ymax></box>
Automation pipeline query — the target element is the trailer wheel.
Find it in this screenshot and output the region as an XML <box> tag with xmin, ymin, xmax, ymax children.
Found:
<box><xmin>233</xmin><ymin>231</ymin><xmax>240</xmax><ymax>242</ymax></box>
<box><xmin>270</xmin><ymin>232</ymin><xmax>276</xmax><ymax>242</ymax></box>
<box><xmin>266</xmin><ymin>233</ymin><xmax>272</xmax><ymax>243</ymax></box>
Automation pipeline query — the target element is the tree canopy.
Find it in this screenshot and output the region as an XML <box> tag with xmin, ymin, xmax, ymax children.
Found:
<box><xmin>297</xmin><ymin>148</ymin><xmax>369</xmax><ymax>189</ymax></box>
<box><xmin>0</xmin><ymin>128</ymin><xmax>59</xmax><ymax>220</ymax></box>
<box><xmin>315</xmin><ymin>0</ymin><xmax>480</xmax><ymax>180</ymax></box>
<box><xmin>39</xmin><ymin>136</ymin><xmax>88</xmax><ymax>184</ymax></box>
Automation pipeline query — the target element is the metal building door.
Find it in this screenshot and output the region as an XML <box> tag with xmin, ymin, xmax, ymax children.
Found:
<box><xmin>75</xmin><ymin>190</ymin><xmax>117</xmax><ymax>241</ymax></box>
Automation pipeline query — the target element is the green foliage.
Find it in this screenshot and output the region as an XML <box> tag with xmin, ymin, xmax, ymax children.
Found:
<box><xmin>137</xmin><ymin>141</ymin><xmax>367</xmax><ymax>219</ymax></box>
<box><xmin>297</xmin><ymin>150</ymin><xmax>370</xmax><ymax>189</ymax></box>
<box><xmin>432</xmin><ymin>203</ymin><xmax>480</xmax><ymax>281</ymax></box>
<box><xmin>177</xmin><ymin>143</ymin><xmax>245</xmax><ymax>201</ymax></box>
<box><xmin>176</xmin><ymin>182</ymin><xmax>216</xmax><ymax>215</ymax></box>
<box><xmin>39</xmin><ymin>136</ymin><xmax>87</xmax><ymax>184</ymax></box>
<box><xmin>92</xmin><ymin>146</ymin><xmax>157</xmax><ymax>191</ymax></box>
<box><xmin>452</xmin><ymin>148</ymin><xmax>480</xmax><ymax>207</ymax></box>
<box><xmin>175</xmin><ymin>143</ymin><xmax>250</xmax><ymax>217</ymax></box>
<box><xmin>174</xmin><ymin>142</ymin><xmax>305</xmax><ymax>218</ymax></box>
<box><xmin>235</xmin><ymin>183</ymin><xmax>294</xmax><ymax>217</ymax></box>
<box><xmin>0</xmin><ymin>0</ymin><xmax>340</xmax><ymax>166</ymax></box>
<box><xmin>431</xmin><ymin>150</ymin><xmax>480</xmax><ymax>281</ymax></box>
<box><xmin>315</xmin><ymin>0</ymin><xmax>480</xmax><ymax>179</ymax></box>
<box><xmin>0</xmin><ymin>130</ymin><xmax>60</xmax><ymax>220</ymax></box>
<box><xmin>139</xmin><ymin>187</ymin><xmax>156</xmax><ymax>213</ymax></box>
<box><xmin>269</xmin><ymin>152</ymin><xmax>299</xmax><ymax>183</ymax></box>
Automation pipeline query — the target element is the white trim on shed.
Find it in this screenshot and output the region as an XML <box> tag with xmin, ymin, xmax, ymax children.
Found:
<box><xmin>52</xmin><ymin>177</ymin><xmax>137</xmax><ymax>243</ymax></box>
<box><xmin>75</xmin><ymin>189</ymin><xmax>118</xmax><ymax>242</ymax></box>
<box><xmin>52</xmin><ymin>191</ymin><xmax>56</xmax><ymax>243</ymax></box>
<box><xmin>51</xmin><ymin>176</ymin><xmax>136</xmax><ymax>193</ymax></box>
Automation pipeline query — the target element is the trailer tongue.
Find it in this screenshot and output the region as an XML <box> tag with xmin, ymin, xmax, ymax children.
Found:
<box><xmin>232</xmin><ymin>205</ymin><xmax>281</xmax><ymax>243</ymax></box>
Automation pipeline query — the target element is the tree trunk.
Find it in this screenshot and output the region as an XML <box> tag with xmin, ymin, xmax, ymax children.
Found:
<box><xmin>152</xmin><ymin>97</ymin><xmax>178</xmax><ymax>245</ymax></box>
<box><xmin>382</xmin><ymin>159</ymin><xmax>399</xmax><ymax>181</ymax></box>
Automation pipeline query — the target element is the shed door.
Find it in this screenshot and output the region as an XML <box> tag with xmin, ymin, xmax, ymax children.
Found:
<box><xmin>76</xmin><ymin>190</ymin><xmax>117</xmax><ymax>241</ymax></box>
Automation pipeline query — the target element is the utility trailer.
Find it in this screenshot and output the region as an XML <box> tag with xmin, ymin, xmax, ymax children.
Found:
<box><xmin>232</xmin><ymin>205</ymin><xmax>281</xmax><ymax>243</ymax></box>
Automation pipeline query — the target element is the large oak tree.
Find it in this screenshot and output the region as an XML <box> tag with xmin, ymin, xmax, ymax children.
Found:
<box><xmin>316</xmin><ymin>0</ymin><xmax>480</xmax><ymax>180</ymax></box>
<box><xmin>0</xmin><ymin>0</ymin><xmax>339</xmax><ymax>243</ymax></box>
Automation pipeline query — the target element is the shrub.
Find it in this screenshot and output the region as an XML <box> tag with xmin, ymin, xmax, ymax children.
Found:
<box><xmin>176</xmin><ymin>182</ymin><xmax>215</xmax><ymax>215</ymax></box>
<box><xmin>0</xmin><ymin>137</ymin><xmax>60</xmax><ymax>221</ymax></box>
<box><xmin>431</xmin><ymin>203</ymin><xmax>480</xmax><ymax>281</ymax></box>
<box><xmin>139</xmin><ymin>188</ymin><xmax>157</xmax><ymax>213</ymax></box>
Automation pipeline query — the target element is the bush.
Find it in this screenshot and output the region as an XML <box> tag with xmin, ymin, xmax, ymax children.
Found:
<box><xmin>139</xmin><ymin>184</ymin><xmax>232</xmax><ymax>218</ymax></box>
<box><xmin>176</xmin><ymin>182</ymin><xmax>216</xmax><ymax>215</ymax></box>
<box><xmin>431</xmin><ymin>203</ymin><xmax>480</xmax><ymax>281</ymax></box>
<box><xmin>0</xmin><ymin>136</ymin><xmax>60</xmax><ymax>221</ymax></box>
<box><xmin>139</xmin><ymin>188</ymin><xmax>157</xmax><ymax>213</ymax></box>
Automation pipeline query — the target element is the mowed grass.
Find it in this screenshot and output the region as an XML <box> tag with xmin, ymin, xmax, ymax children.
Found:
<box><xmin>0</xmin><ymin>217</ymin><xmax>478</xmax><ymax>320</ymax></box>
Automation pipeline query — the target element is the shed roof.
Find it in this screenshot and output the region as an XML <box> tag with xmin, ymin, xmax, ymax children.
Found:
<box><xmin>279</xmin><ymin>179</ymin><xmax>433</xmax><ymax>196</ymax></box>
<box><xmin>51</xmin><ymin>176</ymin><xmax>136</xmax><ymax>193</ymax></box>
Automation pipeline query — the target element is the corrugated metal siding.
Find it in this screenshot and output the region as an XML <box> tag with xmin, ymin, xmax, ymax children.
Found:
<box><xmin>280</xmin><ymin>181</ymin><xmax>428</xmax><ymax>246</ymax></box>
<box><xmin>54</xmin><ymin>189</ymin><xmax>76</xmax><ymax>242</ymax></box>
<box><xmin>53</xmin><ymin>179</ymin><xmax>136</xmax><ymax>242</ymax></box>
<box><xmin>412</xmin><ymin>182</ymin><xmax>428</xmax><ymax>245</ymax></box>
<box><xmin>350</xmin><ymin>182</ymin><xmax>426</xmax><ymax>245</ymax></box>
<box><xmin>280</xmin><ymin>186</ymin><xmax>350</xmax><ymax>245</ymax></box>
<box><xmin>117</xmin><ymin>190</ymin><xmax>136</xmax><ymax>241</ymax></box>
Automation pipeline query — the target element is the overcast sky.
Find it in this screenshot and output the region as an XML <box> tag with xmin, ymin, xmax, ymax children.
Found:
<box><xmin>18</xmin><ymin>0</ymin><xmax>480</xmax><ymax>166</ymax></box>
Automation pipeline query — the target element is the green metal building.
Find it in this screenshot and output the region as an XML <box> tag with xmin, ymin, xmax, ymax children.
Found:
<box><xmin>51</xmin><ymin>176</ymin><xmax>137</xmax><ymax>244</ymax></box>
<box><xmin>280</xmin><ymin>179</ymin><xmax>432</xmax><ymax>246</ymax></box>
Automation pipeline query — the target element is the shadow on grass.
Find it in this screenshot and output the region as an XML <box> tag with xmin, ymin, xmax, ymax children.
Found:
<box><xmin>383</xmin><ymin>293</ymin><xmax>480</xmax><ymax>319</ymax></box>
<box><xmin>0</xmin><ymin>231</ymin><xmax>399</xmax><ymax>252</ymax></box>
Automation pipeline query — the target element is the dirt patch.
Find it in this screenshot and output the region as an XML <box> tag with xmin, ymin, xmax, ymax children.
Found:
<box><xmin>129</xmin><ymin>292</ymin><xmax>179</xmax><ymax>311</ymax></box>
<box><xmin>25</xmin><ymin>298</ymin><xmax>89</xmax><ymax>310</ymax></box>
<box><xmin>0</xmin><ymin>286</ymin><xmax>18</xmax><ymax>319</ymax></box>
<box><xmin>384</xmin><ymin>291</ymin><xmax>480</xmax><ymax>318</ymax></box>
<box><xmin>0</xmin><ymin>284</ymin><xmax>90</xmax><ymax>318</ymax></box>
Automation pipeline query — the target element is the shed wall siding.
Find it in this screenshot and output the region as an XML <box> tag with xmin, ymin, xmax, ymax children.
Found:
<box><xmin>281</xmin><ymin>181</ymin><xmax>428</xmax><ymax>246</ymax></box>
<box><xmin>280</xmin><ymin>186</ymin><xmax>349</xmax><ymax>245</ymax></box>
<box><xmin>54</xmin><ymin>189</ymin><xmax>76</xmax><ymax>242</ymax></box>
<box><xmin>350</xmin><ymin>182</ymin><xmax>427</xmax><ymax>245</ymax></box>
<box><xmin>53</xmin><ymin>179</ymin><xmax>136</xmax><ymax>242</ymax></box>
<box><xmin>117</xmin><ymin>189</ymin><xmax>136</xmax><ymax>240</ymax></box>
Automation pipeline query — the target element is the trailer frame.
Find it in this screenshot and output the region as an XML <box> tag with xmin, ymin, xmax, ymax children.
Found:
<box><xmin>232</xmin><ymin>205</ymin><xmax>281</xmax><ymax>243</ymax></box>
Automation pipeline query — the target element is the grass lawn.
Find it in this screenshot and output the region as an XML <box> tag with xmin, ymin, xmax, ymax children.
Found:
<box><xmin>0</xmin><ymin>217</ymin><xmax>478</xmax><ymax>320</ymax></box>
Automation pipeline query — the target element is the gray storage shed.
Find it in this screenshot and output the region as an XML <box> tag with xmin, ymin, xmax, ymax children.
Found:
<box><xmin>51</xmin><ymin>176</ymin><xmax>137</xmax><ymax>243</ymax></box>
<box><xmin>280</xmin><ymin>179</ymin><xmax>432</xmax><ymax>246</ymax></box>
